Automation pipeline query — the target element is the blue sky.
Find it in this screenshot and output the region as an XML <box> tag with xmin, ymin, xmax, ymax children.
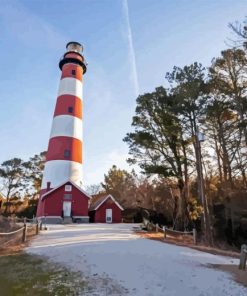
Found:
<box><xmin>0</xmin><ymin>0</ymin><xmax>246</xmax><ymax>185</ymax></box>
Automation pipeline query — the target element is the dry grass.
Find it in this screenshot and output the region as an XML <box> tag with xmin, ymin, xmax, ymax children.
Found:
<box><xmin>136</xmin><ymin>231</ymin><xmax>240</xmax><ymax>258</ymax></box>
<box><xmin>210</xmin><ymin>264</ymin><xmax>247</xmax><ymax>288</ymax></box>
<box><xmin>0</xmin><ymin>243</ymin><xmax>25</xmax><ymax>256</ymax></box>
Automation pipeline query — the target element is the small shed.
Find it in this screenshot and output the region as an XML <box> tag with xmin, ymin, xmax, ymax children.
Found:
<box><xmin>36</xmin><ymin>180</ymin><xmax>91</xmax><ymax>223</ymax></box>
<box><xmin>89</xmin><ymin>194</ymin><xmax>123</xmax><ymax>223</ymax></box>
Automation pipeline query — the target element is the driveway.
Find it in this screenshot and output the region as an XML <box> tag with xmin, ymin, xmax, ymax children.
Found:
<box><xmin>26</xmin><ymin>223</ymin><xmax>246</xmax><ymax>296</ymax></box>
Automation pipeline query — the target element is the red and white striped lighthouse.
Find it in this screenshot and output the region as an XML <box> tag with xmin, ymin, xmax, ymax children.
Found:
<box><xmin>37</xmin><ymin>42</ymin><xmax>89</xmax><ymax>221</ymax></box>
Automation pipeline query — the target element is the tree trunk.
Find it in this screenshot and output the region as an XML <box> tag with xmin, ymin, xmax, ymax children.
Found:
<box><xmin>214</xmin><ymin>131</ymin><xmax>223</xmax><ymax>183</ymax></box>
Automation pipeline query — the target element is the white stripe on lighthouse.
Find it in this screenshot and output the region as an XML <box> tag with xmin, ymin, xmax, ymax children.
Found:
<box><xmin>49</xmin><ymin>115</ymin><xmax>83</xmax><ymax>140</ymax></box>
<box><xmin>41</xmin><ymin>160</ymin><xmax>83</xmax><ymax>189</ymax></box>
<box><xmin>58</xmin><ymin>77</ymin><xmax>83</xmax><ymax>98</ymax></box>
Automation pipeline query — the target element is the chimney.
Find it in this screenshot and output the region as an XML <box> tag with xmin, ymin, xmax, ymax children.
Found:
<box><xmin>47</xmin><ymin>182</ymin><xmax>51</xmax><ymax>191</ymax></box>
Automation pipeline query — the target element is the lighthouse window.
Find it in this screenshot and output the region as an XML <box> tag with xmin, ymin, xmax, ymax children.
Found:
<box><xmin>68</xmin><ymin>106</ymin><xmax>73</xmax><ymax>113</ymax></box>
<box><xmin>64</xmin><ymin>149</ymin><xmax>71</xmax><ymax>158</ymax></box>
<box><xmin>71</xmin><ymin>69</ymin><xmax>76</xmax><ymax>75</ymax></box>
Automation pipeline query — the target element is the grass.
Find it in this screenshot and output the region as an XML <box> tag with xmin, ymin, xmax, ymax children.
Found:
<box><xmin>0</xmin><ymin>253</ymin><xmax>87</xmax><ymax>296</ymax></box>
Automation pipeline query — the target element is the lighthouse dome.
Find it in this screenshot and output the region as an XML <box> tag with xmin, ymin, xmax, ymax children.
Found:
<box><xmin>66</xmin><ymin>41</ymin><xmax>83</xmax><ymax>53</ymax></box>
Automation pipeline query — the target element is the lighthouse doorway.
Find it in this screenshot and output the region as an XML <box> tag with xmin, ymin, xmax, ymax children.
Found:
<box><xmin>63</xmin><ymin>201</ymin><xmax>72</xmax><ymax>217</ymax></box>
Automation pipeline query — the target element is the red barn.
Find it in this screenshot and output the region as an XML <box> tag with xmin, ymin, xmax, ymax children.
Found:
<box><xmin>37</xmin><ymin>181</ymin><xmax>91</xmax><ymax>223</ymax></box>
<box><xmin>89</xmin><ymin>194</ymin><xmax>123</xmax><ymax>223</ymax></box>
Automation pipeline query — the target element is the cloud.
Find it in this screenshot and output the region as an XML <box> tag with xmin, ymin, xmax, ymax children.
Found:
<box><xmin>122</xmin><ymin>0</ymin><xmax>140</xmax><ymax>98</ymax></box>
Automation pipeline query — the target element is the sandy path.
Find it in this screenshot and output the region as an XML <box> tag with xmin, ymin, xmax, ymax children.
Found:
<box><xmin>26</xmin><ymin>223</ymin><xmax>247</xmax><ymax>296</ymax></box>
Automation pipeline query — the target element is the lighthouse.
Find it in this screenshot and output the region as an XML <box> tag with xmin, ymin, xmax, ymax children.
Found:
<box><xmin>37</xmin><ymin>42</ymin><xmax>91</xmax><ymax>223</ymax></box>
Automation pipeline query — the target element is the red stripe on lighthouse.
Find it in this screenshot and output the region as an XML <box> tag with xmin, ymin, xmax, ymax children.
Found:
<box><xmin>61</xmin><ymin>64</ymin><xmax>83</xmax><ymax>80</ymax></box>
<box><xmin>46</xmin><ymin>136</ymin><xmax>83</xmax><ymax>163</ymax></box>
<box><xmin>54</xmin><ymin>95</ymin><xmax>82</xmax><ymax>119</ymax></box>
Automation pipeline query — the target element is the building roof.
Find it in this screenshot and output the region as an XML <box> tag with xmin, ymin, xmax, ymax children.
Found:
<box><xmin>89</xmin><ymin>194</ymin><xmax>124</xmax><ymax>211</ymax></box>
<box><xmin>41</xmin><ymin>180</ymin><xmax>91</xmax><ymax>200</ymax></box>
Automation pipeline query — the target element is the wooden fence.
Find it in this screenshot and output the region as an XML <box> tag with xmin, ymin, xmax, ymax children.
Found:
<box><xmin>239</xmin><ymin>244</ymin><xmax>247</xmax><ymax>270</ymax></box>
<box><xmin>142</xmin><ymin>219</ymin><xmax>197</xmax><ymax>245</ymax></box>
<box><xmin>0</xmin><ymin>217</ymin><xmax>40</xmax><ymax>249</ymax></box>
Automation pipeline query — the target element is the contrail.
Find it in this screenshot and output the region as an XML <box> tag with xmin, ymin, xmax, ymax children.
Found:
<box><xmin>122</xmin><ymin>0</ymin><xmax>140</xmax><ymax>98</ymax></box>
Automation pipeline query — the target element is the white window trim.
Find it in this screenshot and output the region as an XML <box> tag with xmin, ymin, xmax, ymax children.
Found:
<box><xmin>65</xmin><ymin>185</ymin><xmax>72</xmax><ymax>192</ymax></box>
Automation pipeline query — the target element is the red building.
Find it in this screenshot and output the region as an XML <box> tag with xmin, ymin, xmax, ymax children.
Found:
<box><xmin>37</xmin><ymin>181</ymin><xmax>91</xmax><ymax>223</ymax></box>
<box><xmin>89</xmin><ymin>194</ymin><xmax>124</xmax><ymax>223</ymax></box>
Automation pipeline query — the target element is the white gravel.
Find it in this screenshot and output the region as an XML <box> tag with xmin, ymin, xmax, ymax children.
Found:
<box><xmin>26</xmin><ymin>223</ymin><xmax>247</xmax><ymax>296</ymax></box>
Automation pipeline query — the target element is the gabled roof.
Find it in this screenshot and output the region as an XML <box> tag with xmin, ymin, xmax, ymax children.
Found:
<box><xmin>41</xmin><ymin>180</ymin><xmax>91</xmax><ymax>200</ymax></box>
<box><xmin>89</xmin><ymin>194</ymin><xmax>124</xmax><ymax>211</ymax></box>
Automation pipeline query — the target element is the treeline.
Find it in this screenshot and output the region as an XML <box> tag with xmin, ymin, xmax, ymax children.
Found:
<box><xmin>0</xmin><ymin>152</ymin><xmax>46</xmax><ymax>216</ymax></box>
<box><xmin>91</xmin><ymin>165</ymin><xmax>203</xmax><ymax>228</ymax></box>
<box><xmin>121</xmin><ymin>19</ymin><xmax>247</xmax><ymax>245</ymax></box>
